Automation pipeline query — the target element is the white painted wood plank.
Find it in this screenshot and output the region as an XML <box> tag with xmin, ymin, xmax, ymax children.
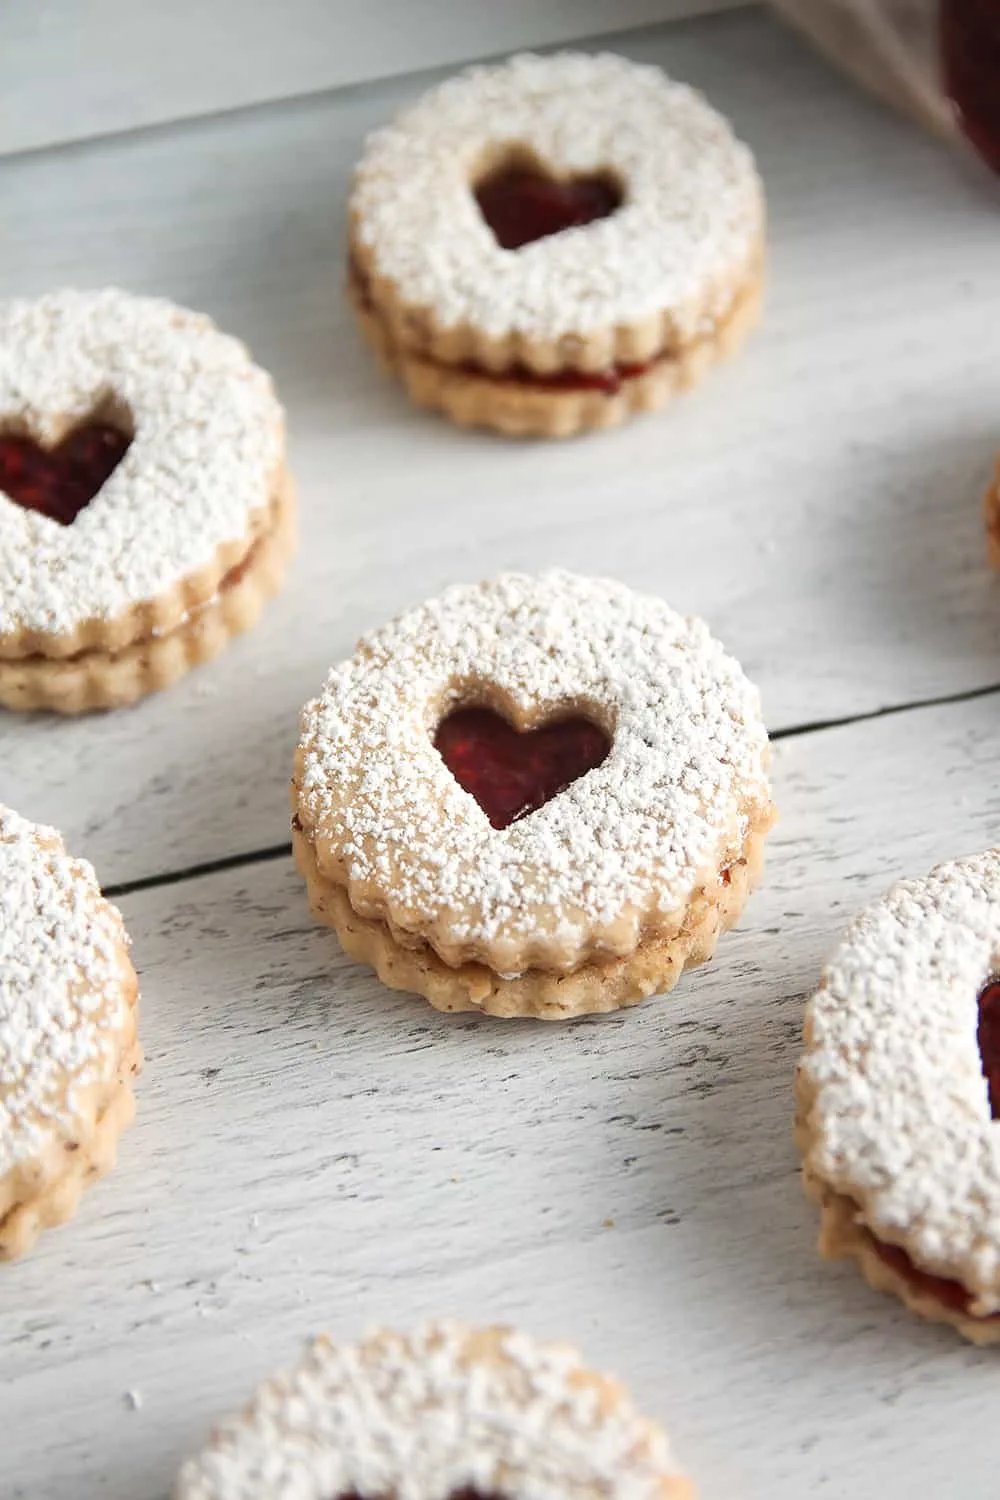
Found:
<box><xmin>6</xmin><ymin>692</ymin><xmax>1000</xmax><ymax>1500</ymax></box>
<box><xmin>2</xmin><ymin>10</ymin><xmax>1000</xmax><ymax>888</ymax></box>
<box><xmin>0</xmin><ymin>0</ymin><xmax>740</xmax><ymax>157</ymax></box>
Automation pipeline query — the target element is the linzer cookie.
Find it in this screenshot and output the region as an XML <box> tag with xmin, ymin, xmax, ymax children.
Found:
<box><xmin>0</xmin><ymin>287</ymin><xmax>294</xmax><ymax>712</ymax></box>
<box><xmin>0</xmin><ymin>806</ymin><xmax>140</xmax><ymax>1259</ymax></box>
<box><xmin>348</xmin><ymin>52</ymin><xmax>764</xmax><ymax>437</ymax></box>
<box><xmin>293</xmin><ymin>571</ymin><xmax>774</xmax><ymax>1019</ymax></box>
<box><xmin>797</xmin><ymin>850</ymin><xmax>1000</xmax><ymax>1343</ymax></box>
<box><xmin>174</xmin><ymin>1321</ymin><xmax>695</xmax><ymax>1500</ymax></box>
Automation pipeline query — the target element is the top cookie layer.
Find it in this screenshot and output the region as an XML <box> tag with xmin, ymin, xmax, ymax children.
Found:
<box><xmin>350</xmin><ymin>52</ymin><xmax>763</xmax><ymax>347</ymax></box>
<box><xmin>296</xmin><ymin>571</ymin><xmax>772</xmax><ymax>973</ymax></box>
<box><xmin>174</xmin><ymin>1322</ymin><xmax>688</xmax><ymax>1500</ymax></box>
<box><xmin>0</xmin><ymin>806</ymin><xmax>134</xmax><ymax>1178</ymax></box>
<box><xmin>0</xmin><ymin>288</ymin><xmax>283</xmax><ymax>639</ymax></box>
<box><xmin>800</xmin><ymin>850</ymin><xmax>1000</xmax><ymax>1312</ymax></box>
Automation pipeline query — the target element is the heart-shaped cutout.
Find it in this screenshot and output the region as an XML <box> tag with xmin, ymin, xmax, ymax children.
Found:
<box><xmin>979</xmin><ymin>976</ymin><xmax>1000</xmax><ymax>1118</ymax></box>
<box><xmin>474</xmin><ymin>160</ymin><xmax>622</xmax><ymax>251</ymax></box>
<box><xmin>0</xmin><ymin>422</ymin><xmax>131</xmax><ymax>526</ymax></box>
<box><xmin>434</xmin><ymin>705</ymin><xmax>610</xmax><ymax>829</ymax></box>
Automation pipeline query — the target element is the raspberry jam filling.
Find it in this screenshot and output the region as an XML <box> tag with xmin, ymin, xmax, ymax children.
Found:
<box><xmin>868</xmin><ymin>1233</ymin><xmax>987</xmax><ymax>1317</ymax></box>
<box><xmin>865</xmin><ymin>975</ymin><xmax>1000</xmax><ymax>1320</ymax></box>
<box><xmin>456</xmin><ymin>357</ymin><xmax>654</xmax><ymax>397</ymax></box>
<box><xmin>348</xmin><ymin>259</ymin><xmax>657</xmax><ymax>395</ymax></box>
<box><xmin>0</xmin><ymin>423</ymin><xmax>131</xmax><ymax>526</ymax></box>
<box><xmin>941</xmin><ymin>0</ymin><xmax>1000</xmax><ymax>174</ymax></box>
<box><xmin>434</xmin><ymin>706</ymin><xmax>611</xmax><ymax>830</ymax></box>
<box><xmin>978</xmin><ymin>975</ymin><xmax>1000</xmax><ymax>1118</ymax></box>
<box><xmin>474</xmin><ymin>161</ymin><xmax>622</xmax><ymax>250</ymax></box>
<box><xmin>335</xmin><ymin>1491</ymin><xmax>504</xmax><ymax>1500</ymax></box>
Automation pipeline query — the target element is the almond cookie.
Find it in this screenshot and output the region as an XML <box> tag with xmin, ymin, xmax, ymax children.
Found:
<box><xmin>0</xmin><ymin>287</ymin><xmax>295</xmax><ymax>712</ymax></box>
<box><xmin>348</xmin><ymin>52</ymin><xmax>764</xmax><ymax>438</ymax></box>
<box><xmin>293</xmin><ymin>571</ymin><xmax>774</xmax><ymax>1019</ymax></box>
<box><xmin>174</xmin><ymin>1321</ymin><xmax>695</xmax><ymax>1500</ymax></box>
<box><xmin>797</xmin><ymin>849</ymin><xmax>1000</xmax><ymax>1343</ymax></box>
<box><xmin>0</xmin><ymin>806</ymin><xmax>141</xmax><ymax>1259</ymax></box>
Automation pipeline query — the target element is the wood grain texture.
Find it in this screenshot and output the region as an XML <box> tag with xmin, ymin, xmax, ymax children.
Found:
<box><xmin>0</xmin><ymin>0</ymin><xmax>739</xmax><ymax>157</ymax></box>
<box><xmin>2</xmin><ymin>12</ymin><xmax>1000</xmax><ymax>888</ymax></box>
<box><xmin>4</xmin><ymin>19</ymin><xmax>1000</xmax><ymax>1492</ymax></box>
<box><xmin>5</xmin><ymin>690</ymin><xmax>1000</xmax><ymax>1500</ymax></box>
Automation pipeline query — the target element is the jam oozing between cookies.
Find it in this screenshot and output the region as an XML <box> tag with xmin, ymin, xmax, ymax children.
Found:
<box><xmin>869</xmin><ymin>1233</ymin><xmax>986</xmax><ymax>1317</ymax></box>
<box><xmin>941</xmin><ymin>0</ymin><xmax>1000</xmax><ymax>175</ymax></box>
<box><xmin>978</xmin><ymin>975</ymin><xmax>1000</xmax><ymax>1118</ymax></box>
<box><xmin>334</xmin><ymin>1490</ymin><xmax>506</xmax><ymax>1500</ymax></box>
<box><xmin>474</xmin><ymin>160</ymin><xmax>623</xmax><ymax>250</ymax></box>
<box><xmin>0</xmin><ymin>423</ymin><xmax>131</xmax><ymax>525</ymax></box>
<box><xmin>457</xmin><ymin>357</ymin><xmax>654</xmax><ymax>396</ymax></box>
<box><xmin>349</xmin><ymin>258</ymin><xmax>656</xmax><ymax>395</ymax></box>
<box><xmin>862</xmin><ymin>977</ymin><xmax>1000</xmax><ymax>1321</ymax></box>
<box><xmin>434</xmin><ymin>706</ymin><xmax>611</xmax><ymax>829</ymax></box>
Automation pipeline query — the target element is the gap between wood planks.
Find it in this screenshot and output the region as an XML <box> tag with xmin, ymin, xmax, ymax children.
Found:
<box><xmin>103</xmin><ymin>676</ymin><xmax>1000</xmax><ymax>901</ymax></box>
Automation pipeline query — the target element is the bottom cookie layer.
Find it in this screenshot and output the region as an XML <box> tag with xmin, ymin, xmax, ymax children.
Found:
<box><xmin>804</xmin><ymin>1178</ymin><xmax>1000</xmax><ymax>1345</ymax></box>
<box><xmin>0</xmin><ymin>487</ymin><xmax>296</xmax><ymax>713</ymax></box>
<box><xmin>0</xmin><ymin>1039</ymin><xmax>142</xmax><ymax>1260</ymax></box>
<box><xmin>293</xmin><ymin>820</ymin><xmax>768</xmax><ymax>1019</ymax></box>
<box><xmin>350</xmin><ymin>274</ymin><xmax>762</xmax><ymax>438</ymax></box>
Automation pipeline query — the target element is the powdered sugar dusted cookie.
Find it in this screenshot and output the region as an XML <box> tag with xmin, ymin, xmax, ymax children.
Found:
<box><xmin>0</xmin><ymin>806</ymin><xmax>140</xmax><ymax>1259</ymax></box>
<box><xmin>174</xmin><ymin>1321</ymin><xmax>695</xmax><ymax>1500</ymax></box>
<box><xmin>348</xmin><ymin>51</ymin><xmax>764</xmax><ymax>437</ymax></box>
<box><xmin>293</xmin><ymin>571</ymin><xmax>774</xmax><ymax>1018</ymax></box>
<box><xmin>797</xmin><ymin>849</ymin><xmax>1000</xmax><ymax>1342</ymax></box>
<box><xmin>0</xmin><ymin>287</ymin><xmax>295</xmax><ymax>711</ymax></box>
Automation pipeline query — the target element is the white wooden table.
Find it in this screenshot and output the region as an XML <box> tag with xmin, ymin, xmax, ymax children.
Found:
<box><xmin>3</xmin><ymin>8</ymin><xmax>1000</xmax><ymax>1498</ymax></box>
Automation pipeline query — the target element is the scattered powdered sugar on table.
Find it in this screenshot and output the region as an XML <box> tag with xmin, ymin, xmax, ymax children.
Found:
<box><xmin>174</xmin><ymin>1321</ymin><xmax>682</xmax><ymax>1500</ymax></box>
<box><xmin>298</xmin><ymin>571</ymin><xmax>771</xmax><ymax>955</ymax></box>
<box><xmin>0</xmin><ymin>288</ymin><xmax>283</xmax><ymax>637</ymax></box>
<box><xmin>801</xmin><ymin>849</ymin><xmax>1000</xmax><ymax>1300</ymax></box>
<box><xmin>0</xmin><ymin>806</ymin><xmax>131</xmax><ymax>1174</ymax></box>
<box><xmin>350</xmin><ymin>52</ymin><xmax>763</xmax><ymax>341</ymax></box>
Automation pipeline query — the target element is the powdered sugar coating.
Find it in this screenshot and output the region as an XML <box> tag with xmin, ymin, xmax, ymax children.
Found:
<box><xmin>0</xmin><ymin>806</ymin><xmax>132</xmax><ymax>1176</ymax></box>
<box><xmin>350</xmin><ymin>52</ymin><xmax>763</xmax><ymax>342</ymax></box>
<box><xmin>296</xmin><ymin>571</ymin><xmax>771</xmax><ymax>970</ymax></box>
<box><xmin>174</xmin><ymin>1321</ymin><xmax>685</xmax><ymax>1500</ymax></box>
<box><xmin>800</xmin><ymin>850</ymin><xmax>1000</xmax><ymax>1310</ymax></box>
<box><xmin>0</xmin><ymin>288</ymin><xmax>283</xmax><ymax>636</ymax></box>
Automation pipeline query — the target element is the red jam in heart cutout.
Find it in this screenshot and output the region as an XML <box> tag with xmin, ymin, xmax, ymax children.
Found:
<box><xmin>0</xmin><ymin>423</ymin><xmax>131</xmax><ymax>526</ymax></box>
<box><xmin>474</xmin><ymin>162</ymin><xmax>622</xmax><ymax>250</ymax></box>
<box><xmin>941</xmin><ymin>0</ymin><xmax>1000</xmax><ymax>175</ymax></box>
<box><xmin>434</xmin><ymin>706</ymin><xmax>611</xmax><ymax>829</ymax></box>
<box><xmin>978</xmin><ymin>976</ymin><xmax>1000</xmax><ymax>1119</ymax></box>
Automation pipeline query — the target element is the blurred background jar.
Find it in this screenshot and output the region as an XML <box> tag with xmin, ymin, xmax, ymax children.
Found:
<box><xmin>773</xmin><ymin>0</ymin><xmax>1000</xmax><ymax>173</ymax></box>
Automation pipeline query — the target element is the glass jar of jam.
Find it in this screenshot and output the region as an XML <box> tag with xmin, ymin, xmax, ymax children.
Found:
<box><xmin>773</xmin><ymin>0</ymin><xmax>1000</xmax><ymax>176</ymax></box>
